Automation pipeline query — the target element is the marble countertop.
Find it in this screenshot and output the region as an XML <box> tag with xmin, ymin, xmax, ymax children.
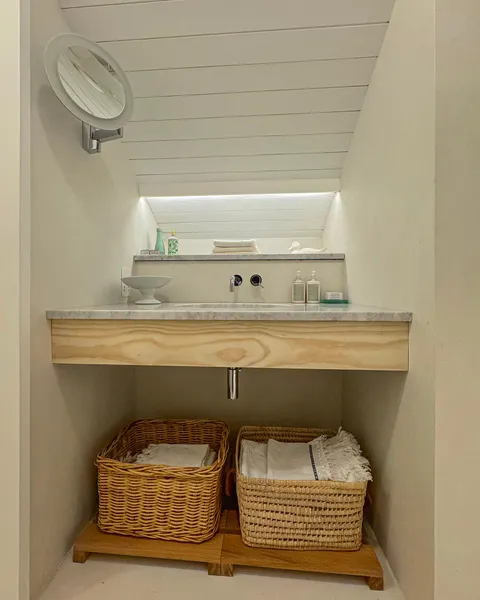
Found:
<box><xmin>134</xmin><ymin>253</ymin><xmax>345</xmax><ymax>262</ymax></box>
<box><xmin>46</xmin><ymin>303</ymin><xmax>412</xmax><ymax>322</ymax></box>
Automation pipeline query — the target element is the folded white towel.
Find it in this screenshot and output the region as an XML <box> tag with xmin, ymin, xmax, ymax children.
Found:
<box><xmin>241</xmin><ymin>440</ymin><xmax>268</xmax><ymax>478</ymax></box>
<box><xmin>212</xmin><ymin>247</ymin><xmax>259</xmax><ymax>254</ymax></box>
<box><xmin>135</xmin><ymin>443</ymin><xmax>212</xmax><ymax>467</ymax></box>
<box><xmin>267</xmin><ymin>437</ymin><xmax>329</xmax><ymax>481</ymax></box>
<box><xmin>240</xmin><ymin>429</ymin><xmax>372</xmax><ymax>483</ymax></box>
<box><xmin>214</xmin><ymin>239</ymin><xmax>258</xmax><ymax>248</ymax></box>
<box><xmin>204</xmin><ymin>448</ymin><xmax>218</xmax><ymax>466</ymax></box>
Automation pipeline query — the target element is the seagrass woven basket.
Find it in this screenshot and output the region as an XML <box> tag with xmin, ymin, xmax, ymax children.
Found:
<box><xmin>97</xmin><ymin>419</ymin><xmax>229</xmax><ymax>542</ymax></box>
<box><xmin>236</xmin><ymin>425</ymin><xmax>367</xmax><ymax>551</ymax></box>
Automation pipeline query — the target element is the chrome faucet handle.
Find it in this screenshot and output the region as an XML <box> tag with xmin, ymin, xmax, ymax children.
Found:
<box><xmin>230</xmin><ymin>274</ymin><xmax>243</xmax><ymax>291</ymax></box>
<box><xmin>250</xmin><ymin>274</ymin><xmax>264</xmax><ymax>288</ymax></box>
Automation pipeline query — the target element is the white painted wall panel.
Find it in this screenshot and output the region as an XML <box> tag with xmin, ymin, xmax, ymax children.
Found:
<box><xmin>29</xmin><ymin>0</ymin><xmax>158</xmax><ymax>596</ymax></box>
<box><xmin>61</xmin><ymin>0</ymin><xmax>162</xmax><ymax>5</ymax></box>
<box><xmin>157</xmin><ymin>220</ymin><xmax>318</xmax><ymax>235</ymax></box>
<box><xmin>61</xmin><ymin>0</ymin><xmax>391</xmax><ymax>201</ymax></box>
<box><xmin>128</xmin><ymin>58</ymin><xmax>376</xmax><ymax>98</ymax></box>
<box><xmin>132</xmin><ymin>153</ymin><xmax>346</xmax><ymax>175</ymax></box>
<box><xmin>138</xmin><ymin>171</ymin><xmax>341</xmax><ymax>184</ymax></box>
<box><xmin>436</xmin><ymin>2</ymin><xmax>480</xmax><ymax>598</ymax></box>
<box><xmin>138</xmin><ymin>178</ymin><xmax>341</xmax><ymax>197</ymax></box>
<box><xmin>126</xmin><ymin>134</ymin><xmax>352</xmax><ymax>160</ymax></box>
<box><xmin>132</xmin><ymin>87</ymin><xmax>367</xmax><ymax>122</ymax></box>
<box><xmin>146</xmin><ymin>192</ymin><xmax>334</xmax><ymax>240</ymax></box>
<box><xmin>152</xmin><ymin>229</ymin><xmax>318</xmax><ymax>239</ymax></box>
<box><xmin>153</xmin><ymin>209</ymin><xmax>330</xmax><ymax>224</ymax></box>
<box><xmin>62</xmin><ymin>0</ymin><xmax>394</xmax><ymax>41</ymax></box>
<box><xmin>147</xmin><ymin>193</ymin><xmax>334</xmax><ymax>214</ymax></box>
<box><xmin>137</xmin><ymin>171</ymin><xmax>341</xmax><ymax>187</ymax></box>
<box><xmin>101</xmin><ymin>25</ymin><xmax>388</xmax><ymax>72</ymax></box>
<box><xmin>323</xmin><ymin>0</ymin><xmax>435</xmax><ymax>597</ymax></box>
<box><xmin>123</xmin><ymin>112</ymin><xmax>359</xmax><ymax>142</ymax></box>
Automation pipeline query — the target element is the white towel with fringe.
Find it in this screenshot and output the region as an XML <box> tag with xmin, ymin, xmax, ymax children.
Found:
<box><xmin>267</xmin><ymin>437</ymin><xmax>328</xmax><ymax>481</ymax></box>
<box><xmin>240</xmin><ymin>428</ymin><xmax>372</xmax><ymax>482</ymax></box>
<box><xmin>135</xmin><ymin>443</ymin><xmax>216</xmax><ymax>467</ymax></box>
<box><xmin>321</xmin><ymin>428</ymin><xmax>372</xmax><ymax>482</ymax></box>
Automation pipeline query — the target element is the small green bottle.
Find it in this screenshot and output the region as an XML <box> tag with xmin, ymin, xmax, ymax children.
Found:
<box><xmin>155</xmin><ymin>228</ymin><xmax>165</xmax><ymax>255</ymax></box>
<box><xmin>168</xmin><ymin>229</ymin><xmax>179</xmax><ymax>255</ymax></box>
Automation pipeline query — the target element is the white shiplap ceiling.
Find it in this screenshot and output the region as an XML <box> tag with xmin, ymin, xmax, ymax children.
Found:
<box><xmin>60</xmin><ymin>0</ymin><xmax>395</xmax><ymax>197</ymax></box>
<box><xmin>146</xmin><ymin>192</ymin><xmax>335</xmax><ymax>240</ymax></box>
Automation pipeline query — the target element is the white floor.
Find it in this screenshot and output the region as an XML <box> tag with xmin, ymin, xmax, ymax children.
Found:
<box><xmin>40</xmin><ymin>545</ymin><xmax>405</xmax><ymax>600</ymax></box>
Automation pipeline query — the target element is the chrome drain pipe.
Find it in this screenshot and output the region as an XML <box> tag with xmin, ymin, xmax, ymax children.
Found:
<box><xmin>227</xmin><ymin>367</ymin><xmax>242</xmax><ymax>399</ymax></box>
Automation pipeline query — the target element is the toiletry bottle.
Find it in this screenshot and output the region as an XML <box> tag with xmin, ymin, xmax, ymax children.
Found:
<box><xmin>292</xmin><ymin>270</ymin><xmax>306</xmax><ymax>304</ymax></box>
<box><xmin>155</xmin><ymin>228</ymin><xmax>165</xmax><ymax>255</ymax></box>
<box><xmin>168</xmin><ymin>229</ymin><xmax>179</xmax><ymax>256</ymax></box>
<box><xmin>306</xmin><ymin>270</ymin><xmax>321</xmax><ymax>304</ymax></box>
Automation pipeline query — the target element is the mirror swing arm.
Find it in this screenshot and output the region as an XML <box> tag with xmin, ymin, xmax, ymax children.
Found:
<box><xmin>82</xmin><ymin>123</ymin><xmax>124</xmax><ymax>154</ymax></box>
<box><xmin>44</xmin><ymin>33</ymin><xmax>134</xmax><ymax>155</ymax></box>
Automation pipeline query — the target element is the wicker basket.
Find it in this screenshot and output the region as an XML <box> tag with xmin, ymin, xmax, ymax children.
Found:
<box><xmin>236</xmin><ymin>425</ymin><xmax>368</xmax><ymax>551</ymax></box>
<box><xmin>97</xmin><ymin>419</ymin><xmax>229</xmax><ymax>542</ymax></box>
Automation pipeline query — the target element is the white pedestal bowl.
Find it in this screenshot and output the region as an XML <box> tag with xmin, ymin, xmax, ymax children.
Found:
<box><xmin>121</xmin><ymin>276</ymin><xmax>172</xmax><ymax>305</ymax></box>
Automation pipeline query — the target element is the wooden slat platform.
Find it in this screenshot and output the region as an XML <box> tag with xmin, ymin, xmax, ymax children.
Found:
<box><xmin>73</xmin><ymin>510</ymin><xmax>384</xmax><ymax>590</ymax></box>
<box><xmin>72</xmin><ymin>522</ymin><xmax>224</xmax><ymax>567</ymax></box>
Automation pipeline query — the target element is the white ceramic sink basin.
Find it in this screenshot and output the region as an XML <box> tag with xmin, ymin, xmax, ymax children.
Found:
<box><xmin>169</xmin><ymin>303</ymin><xmax>300</xmax><ymax>311</ymax></box>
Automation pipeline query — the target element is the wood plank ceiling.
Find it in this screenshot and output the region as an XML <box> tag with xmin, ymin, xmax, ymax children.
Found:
<box><xmin>145</xmin><ymin>192</ymin><xmax>335</xmax><ymax>241</ymax></box>
<box><xmin>60</xmin><ymin>0</ymin><xmax>395</xmax><ymax>197</ymax></box>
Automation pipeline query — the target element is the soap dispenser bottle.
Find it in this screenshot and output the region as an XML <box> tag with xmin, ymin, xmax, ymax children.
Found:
<box><xmin>306</xmin><ymin>270</ymin><xmax>321</xmax><ymax>304</ymax></box>
<box><xmin>292</xmin><ymin>270</ymin><xmax>306</xmax><ymax>304</ymax></box>
<box><xmin>168</xmin><ymin>229</ymin><xmax>179</xmax><ymax>255</ymax></box>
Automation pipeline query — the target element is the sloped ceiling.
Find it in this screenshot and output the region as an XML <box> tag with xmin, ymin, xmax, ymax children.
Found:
<box><xmin>60</xmin><ymin>0</ymin><xmax>395</xmax><ymax>197</ymax></box>
<box><xmin>146</xmin><ymin>192</ymin><xmax>334</xmax><ymax>240</ymax></box>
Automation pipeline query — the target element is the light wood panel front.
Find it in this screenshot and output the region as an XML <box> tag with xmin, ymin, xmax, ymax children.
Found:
<box><xmin>51</xmin><ymin>319</ymin><xmax>409</xmax><ymax>371</ymax></box>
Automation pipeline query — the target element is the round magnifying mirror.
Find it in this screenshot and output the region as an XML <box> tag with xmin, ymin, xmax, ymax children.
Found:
<box><xmin>44</xmin><ymin>33</ymin><xmax>134</xmax><ymax>131</ymax></box>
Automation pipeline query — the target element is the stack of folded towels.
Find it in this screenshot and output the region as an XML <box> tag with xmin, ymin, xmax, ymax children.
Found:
<box><xmin>126</xmin><ymin>443</ymin><xmax>217</xmax><ymax>467</ymax></box>
<box><xmin>211</xmin><ymin>239</ymin><xmax>260</xmax><ymax>254</ymax></box>
<box><xmin>240</xmin><ymin>428</ymin><xmax>372</xmax><ymax>482</ymax></box>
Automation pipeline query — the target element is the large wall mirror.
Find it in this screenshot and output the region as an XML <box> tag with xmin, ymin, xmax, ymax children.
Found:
<box><xmin>144</xmin><ymin>192</ymin><xmax>334</xmax><ymax>255</ymax></box>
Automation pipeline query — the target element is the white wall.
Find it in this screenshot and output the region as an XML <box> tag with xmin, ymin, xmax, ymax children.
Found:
<box><xmin>134</xmin><ymin>259</ymin><xmax>346</xmax><ymax>303</ymax></box>
<box><xmin>435</xmin><ymin>2</ymin><xmax>480</xmax><ymax>597</ymax></box>
<box><xmin>323</xmin><ymin>1</ymin><xmax>435</xmax><ymax>599</ymax></box>
<box><xmin>30</xmin><ymin>1</ymin><xmax>156</xmax><ymax>597</ymax></box>
<box><xmin>134</xmin><ymin>257</ymin><xmax>345</xmax><ymax>430</ymax></box>
<box><xmin>135</xmin><ymin>368</ymin><xmax>342</xmax><ymax>435</ymax></box>
<box><xmin>0</xmin><ymin>1</ymin><xmax>29</xmax><ymax>598</ymax></box>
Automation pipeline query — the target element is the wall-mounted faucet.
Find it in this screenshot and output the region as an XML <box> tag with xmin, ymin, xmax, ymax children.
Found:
<box><xmin>230</xmin><ymin>274</ymin><xmax>243</xmax><ymax>292</ymax></box>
